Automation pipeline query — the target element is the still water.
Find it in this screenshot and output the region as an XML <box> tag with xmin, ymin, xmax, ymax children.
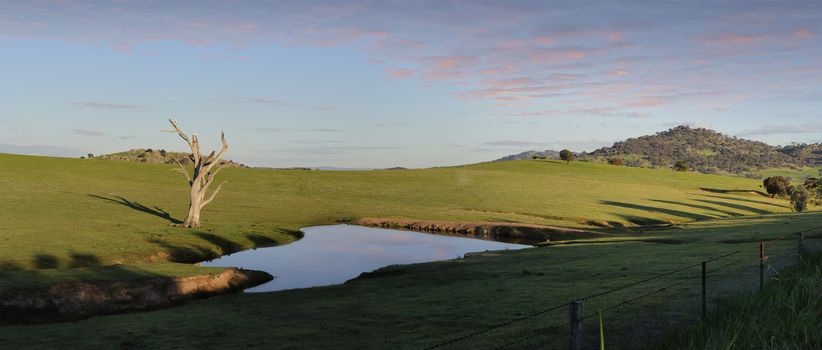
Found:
<box><xmin>202</xmin><ymin>224</ymin><xmax>530</xmax><ymax>292</ymax></box>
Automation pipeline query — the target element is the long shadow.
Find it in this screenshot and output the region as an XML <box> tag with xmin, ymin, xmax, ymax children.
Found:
<box><xmin>32</xmin><ymin>254</ymin><xmax>59</xmax><ymax>269</ymax></box>
<box><xmin>89</xmin><ymin>194</ymin><xmax>182</xmax><ymax>224</ymax></box>
<box><xmin>601</xmin><ymin>200</ymin><xmax>713</xmax><ymax>221</ymax></box>
<box><xmin>147</xmin><ymin>238</ymin><xmax>219</xmax><ymax>263</ymax></box>
<box><xmin>693</xmin><ymin>199</ymin><xmax>772</xmax><ymax>215</ymax></box>
<box><xmin>649</xmin><ymin>199</ymin><xmax>740</xmax><ymax>218</ymax></box>
<box><xmin>610</xmin><ymin>213</ymin><xmax>670</xmax><ymax>226</ymax></box>
<box><xmin>193</xmin><ymin>232</ymin><xmax>243</xmax><ymax>255</ymax></box>
<box><xmin>699</xmin><ymin>194</ymin><xmax>788</xmax><ymax>209</ymax></box>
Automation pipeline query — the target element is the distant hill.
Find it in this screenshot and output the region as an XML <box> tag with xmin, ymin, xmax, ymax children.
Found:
<box><xmin>88</xmin><ymin>149</ymin><xmax>247</xmax><ymax>168</ymax></box>
<box><xmin>495</xmin><ymin>150</ymin><xmax>560</xmax><ymax>162</ymax></box>
<box><xmin>496</xmin><ymin>126</ymin><xmax>820</xmax><ymax>176</ymax></box>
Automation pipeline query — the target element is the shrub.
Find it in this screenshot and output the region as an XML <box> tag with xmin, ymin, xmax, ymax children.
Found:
<box><xmin>609</xmin><ymin>158</ymin><xmax>624</xmax><ymax>166</ymax></box>
<box><xmin>790</xmin><ymin>186</ymin><xmax>809</xmax><ymax>212</ymax></box>
<box><xmin>763</xmin><ymin>176</ymin><xmax>791</xmax><ymax>197</ymax></box>
<box><xmin>674</xmin><ymin>160</ymin><xmax>688</xmax><ymax>172</ymax></box>
<box><xmin>560</xmin><ymin>149</ymin><xmax>574</xmax><ymax>164</ymax></box>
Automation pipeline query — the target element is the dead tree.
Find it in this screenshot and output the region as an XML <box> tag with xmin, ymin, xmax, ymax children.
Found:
<box><xmin>167</xmin><ymin>119</ymin><xmax>228</xmax><ymax>228</ymax></box>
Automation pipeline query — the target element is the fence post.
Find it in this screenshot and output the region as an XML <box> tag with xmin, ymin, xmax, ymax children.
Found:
<box><xmin>569</xmin><ymin>301</ymin><xmax>583</xmax><ymax>350</ymax></box>
<box><xmin>798</xmin><ymin>232</ymin><xmax>805</xmax><ymax>257</ymax></box>
<box><xmin>759</xmin><ymin>241</ymin><xmax>765</xmax><ymax>292</ymax></box>
<box><xmin>701</xmin><ymin>261</ymin><xmax>707</xmax><ymax>321</ymax></box>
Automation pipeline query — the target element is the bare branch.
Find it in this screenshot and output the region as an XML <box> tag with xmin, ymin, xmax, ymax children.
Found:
<box><xmin>204</xmin><ymin>165</ymin><xmax>225</xmax><ymax>189</ymax></box>
<box><xmin>171</xmin><ymin>158</ymin><xmax>192</xmax><ymax>184</ymax></box>
<box><xmin>167</xmin><ymin>119</ymin><xmax>192</xmax><ymax>147</ymax></box>
<box><xmin>202</xmin><ymin>131</ymin><xmax>229</xmax><ymax>174</ymax></box>
<box><xmin>201</xmin><ymin>180</ymin><xmax>227</xmax><ymax>208</ymax></box>
<box><xmin>203</xmin><ymin>150</ymin><xmax>216</xmax><ymax>166</ymax></box>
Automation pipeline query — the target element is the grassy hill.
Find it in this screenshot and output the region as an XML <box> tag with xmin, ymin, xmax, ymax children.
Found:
<box><xmin>0</xmin><ymin>152</ymin><xmax>793</xmax><ymax>271</ymax></box>
<box><xmin>583</xmin><ymin>126</ymin><xmax>799</xmax><ymax>175</ymax></box>
<box><xmin>0</xmin><ymin>152</ymin><xmax>819</xmax><ymax>348</ymax></box>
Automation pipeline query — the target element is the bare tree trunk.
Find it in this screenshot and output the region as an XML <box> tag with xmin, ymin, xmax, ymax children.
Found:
<box><xmin>168</xmin><ymin>119</ymin><xmax>228</xmax><ymax>228</ymax></box>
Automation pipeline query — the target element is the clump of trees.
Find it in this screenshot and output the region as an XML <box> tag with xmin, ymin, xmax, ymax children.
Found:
<box><xmin>560</xmin><ymin>149</ymin><xmax>574</xmax><ymax>164</ymax></box>
<box><xmin>674</xmin><ymin>160</ymin><xmax>689</xmax><ymax>172</ymax></box>
<box><xmin>763</xmin><ymin>176</ymin><xmax>791</xmax><ymax>197</ymax></box>
<box><xmin>789</xmin><ymin>186</ymin><xmax>810</xmax><ymax>212</ymax></box>
<box><xmin>609</xmin><ymin>158</ymin><xmax>624</xmax><ymax>166</ymax></box>
<box><xmin>584</xmin><ymin>126</ymin><xmax>799</xmax><ymax>174</ymax></box>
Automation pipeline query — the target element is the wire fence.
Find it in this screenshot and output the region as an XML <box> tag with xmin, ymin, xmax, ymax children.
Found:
<box><xmin>425</xmin><ymin>225</ymin><xmax>822</xmax><ymax>350</ymax></box>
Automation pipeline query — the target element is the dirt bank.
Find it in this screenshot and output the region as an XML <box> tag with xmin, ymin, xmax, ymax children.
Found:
<box><xmin>357</xmin><ymin>218</ymin><xmax>601</xmax><ymax>244</ymax></box>
<box><xmin>0</xmin><ymin>268</ymin><xmax>271</xmax><ymax>325</ymax></box>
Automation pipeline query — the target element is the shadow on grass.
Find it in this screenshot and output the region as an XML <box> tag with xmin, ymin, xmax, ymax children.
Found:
<box><xmin>649</xmin><ymin>199</ymin><xmax>740</xmax><ymax>218</ymax></box>
<box><xmin>148</xmin><ymin>227</ymin><xmax>304</xmax><ymax>263</ymax></box>
<box><xmin>698</xmin><ymin>194</ymin><xmax>788</xmax><ymax>209</ymax></box>
<box><xmin>610</xmin><ymin>214</ymin><xmax>671</xmax><ymax>226</ymax></box>
<box><xmin>88</xmin><ymin>194</ymin><xmax>183</xmax><ymax>224</ymax></box>
<box><xmin>693</xmin><ymin>199</ymin><xmax>772</xmax><ymax>215</ymax></box>
<box><xmin>193</xmin><ymin>232</ymin><xmax>243</xmax><ymax>255</ymax></box>
<box><xmin>601</xmin><ymin>200</ymin><xmax>713</xmax><ymax>221</ymax></box>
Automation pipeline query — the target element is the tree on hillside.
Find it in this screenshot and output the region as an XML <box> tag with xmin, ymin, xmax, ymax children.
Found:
<box><xmin>560</xmin><ymin>149</ymin><xmax>574</xmax><ymax>164</ymax></box>
<box><xmin>674</xmin><ymin>160</ymin><xmax>689</xmax><ymax>172</ymax></box>
<box><xmin>789</xmin><ymin>186</ymin><xmax>809</xmax><ymax>212</ymax></box>
<box><xmin>167</xmin><ymin>119</ymin><xmax>229</xmax><ymax>228</ymax></box>
<box><xmin>763</xmin><ymin>176</ymin><xmax>791</xmax><ymax>198</ymax></box>
<box><xmin>802</xmin><ymin>177</ymin><xmax>822</xmax><ymax>205</ymax></box>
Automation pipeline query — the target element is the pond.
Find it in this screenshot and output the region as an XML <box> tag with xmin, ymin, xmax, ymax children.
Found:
<box><xmin>202</xmin><ymin>224</ymin><xmax>530</xmax><ymax>292</ymax></box>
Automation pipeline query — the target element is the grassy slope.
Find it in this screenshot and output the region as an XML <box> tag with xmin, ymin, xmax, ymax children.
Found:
<box><xmin>0</xmin><ymin>153</ymin><xmax>792</xmax><ymax>271</ymax></box>
<box><xmin>758</xmin><ymin>166</ymin><xmax>821</xmax><ymax>181</ymax></box>
<box><xmin>653</xmin><ymin>252</ymin><xmax>822</xmax><ymax>349</ymax></box>
<box><xmin>2</xmin><ymin>214</ymin><xmax>820</xmax><ymax>349</ymax></box>
<box><xmin>0</xmin><ymin>153</ymin><xmax>814</xmax><ymax>348</ymax></box>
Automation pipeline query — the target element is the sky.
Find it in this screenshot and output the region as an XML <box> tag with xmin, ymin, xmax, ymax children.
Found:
<box><xmin>1</xmin><ymin>1</ymin><xmax>821</xmax><ymax>168</ymax></box>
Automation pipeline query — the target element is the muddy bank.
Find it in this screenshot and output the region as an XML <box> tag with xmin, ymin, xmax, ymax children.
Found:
<box><xmin>357</xmin><ymin>218</ymin><xmax>600</xmax><ymax>245</ymax></box>
<box><xmin>0</xmin><ymin>268</ymin><xmax>271</xmax><ymax>325</ymax></box>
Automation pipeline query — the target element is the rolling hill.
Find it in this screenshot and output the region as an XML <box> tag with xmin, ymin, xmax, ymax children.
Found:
<box><xmin>0</xmin><ymin>152</ymin><xmax>818</xmax><ymax>349</ymax></box>
<box><xmin>497</xmin><ymin>126</ymin><xmax>822</xmax><ymax>177</ymax></box>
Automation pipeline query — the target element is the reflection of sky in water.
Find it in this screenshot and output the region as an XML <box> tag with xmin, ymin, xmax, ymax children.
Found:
<box><xmin>202</xmin><ymin>224</ymin><xmax>529</xmax><ymax>293</ymax></box>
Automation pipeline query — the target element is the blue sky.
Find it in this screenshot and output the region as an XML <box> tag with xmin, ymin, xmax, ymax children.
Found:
<box><xmin>1</xmin><ymin>1</ymin><xmax>821</xmax><ymax>168</ymax></box>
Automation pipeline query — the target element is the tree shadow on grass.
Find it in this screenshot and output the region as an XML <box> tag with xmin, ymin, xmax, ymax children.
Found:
<box><xmin>693</xmin><ymin>199</ymin><xmax>772</xmax><ymax>215</ymax></box>
<box><xmin>610</xmin><ymin>213</ymin><xmax>670</xmax><ymax>226</ymax></box>
<box><xmin>29</xmin><ymin>252</ymin><xmax>102</xmax><ymax>269</ymax></box>
<box><xmin>146</xmin><ymin>238</ymin><xmax>218</xmax><ymax>263</ymax></box>
<box><xmin>193</xmin><ymin>232</ymin><xmax>243</xmax><ymax>255</ymax></box>
<box><xmin>698</xmin><ymin>194</ymin><xmax>788</xmax><ymax>209</ymax></box>
<box><xmin>88</xmin><ymin>194</ymin><xmax>182</xmax><ymax>224</ymax></box>
<box><xmin>649</xmin><ymin>199</ymin><xmax>740</xmax><ymax>218</ymax></box>
<box><xmin>601</xmin><ymin>200</ymin><xmax>713</xmax><ymax>221</ymax></box>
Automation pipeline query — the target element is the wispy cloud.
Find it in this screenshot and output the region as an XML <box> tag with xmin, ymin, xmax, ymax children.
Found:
<box><xmin>72</xmin><ymin>102</ymin><xmax>140</xmax><ymax>109</ymax></box>
<box><xmin>384</xmin><ymin>67</ymin><xmax>415</xmax><ymax>78</ymax></box>
<box><xmin>251</xmin><ymin>128</ymin><xmax>344</xmax><ymax>133</ymax></box>
<box><xmin>738</xmin><ymin>123</ymin><xmax>822</xmax><ymax>136</ymax></box>
<box><xmin>483</xmin><ymin>140</ymin><xmax>553</xmax><ymax>148</ymax></box>
<box><xmin>73</xmin><ymin>129</ymin><xmax>105</xmax><ymax>137</ymax></box>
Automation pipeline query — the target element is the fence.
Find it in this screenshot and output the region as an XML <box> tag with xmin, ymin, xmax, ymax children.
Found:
<box><xmin>426</xmin><ymin>226</ymin><xmax>822</xmax><ymax>350</ymax></box>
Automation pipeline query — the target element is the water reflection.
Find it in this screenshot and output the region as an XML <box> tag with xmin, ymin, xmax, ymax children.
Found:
<box><xmin>202</xmin><ymin>224</ymin><xmax>530</xmax><ymax>292</ymax></box>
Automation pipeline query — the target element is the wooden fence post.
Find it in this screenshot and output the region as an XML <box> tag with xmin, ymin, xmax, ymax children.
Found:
<box><xmin>798</xmin><ymin>232</ymin><xmax>805</xmax><ymax>257</ymax></box>
<box><xmin>759</xmin><ymin>241</ymin><xmax>765</xmax><ymax>292</ymax></box>
<box><xmin>701</xmin><ymin>261</ymin><xmax>707</xmax><ymax>321</ymax></box>
<box><xmin>569</xmin><ymin>301</ymin><xmax>583</xmax><ymax>350</ymax></box>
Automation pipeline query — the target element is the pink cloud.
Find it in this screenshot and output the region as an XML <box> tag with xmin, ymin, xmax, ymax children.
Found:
<box><xmin>424</xmin><ymin>55</ymin><xmax>480</xmax><ymax>70</ymax></box>
<box><xmin>704</xmin><ymin>34</ymin><xmax>769</xmax><ymax>45</ymax></box>
<box><xmin>384</xmin><ymin>67</ymin><xmax>416</xmax><ymax>78</ymax></box>
<box><xmin>795</xmin><ymin>28</ymin><xmax>814</xmax><ymax>39</ymax></box>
